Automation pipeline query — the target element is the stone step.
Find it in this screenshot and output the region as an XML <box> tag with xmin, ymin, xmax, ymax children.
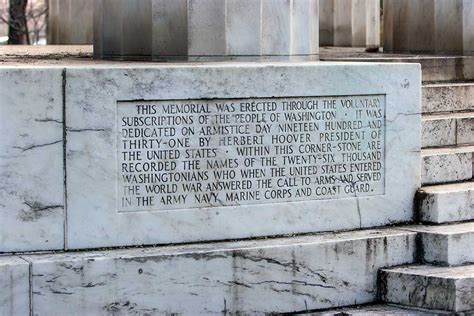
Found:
<box><xmin>0</xmin><ymin>228</ymin><xmax>416</xmax><ymax>314</ymax></box>
<box><xmin>319</xmin><ymin>47</ymin><xmax>474</xmax><ymax>82</ymax></box>
<box><xmin>304</xmin><ymin>303</ymin><xmax>454</xmax><ymax>315</ymax></box>
<box><xmin>423</xmin><ymin>83</ymin><xmax>474</xmax><ymax>114</ymax></box>
<box><xmin>417</xmin><ymin>182</ymin><xmax>474</xmax><ymax>224</ymax></box>
<box><xmin>421</xmin><ymin>146</ymin><xmax>473</xmax><ymax>185</ymax></box>
<box><xmin>379</xmin><ymin>264</ymin><xmax>474</xmax><ymax>312</ymax></box>
<box><xmin>422</xmin><ymin>112</ymin><xmax>474</xmax><ymax>148</ymax></box>
<box><xmin>402</xmin><ymin>222</ymin><xmax>474</xmax><ymax>266</ymax></box>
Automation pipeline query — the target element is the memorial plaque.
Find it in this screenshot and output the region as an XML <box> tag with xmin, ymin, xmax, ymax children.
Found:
<box><xmin>65</xmin><ymin>64</ymin><xmax>420</xmax><ymax>249</ymax></box>
<box><xmin>117</xmin><ymin>95</ymin><xmax>385</xmax><ymax>212</ymax></box>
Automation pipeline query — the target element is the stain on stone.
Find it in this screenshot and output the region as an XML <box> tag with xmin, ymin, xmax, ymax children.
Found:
<box><xmin>17</xmin><ymin>200</ymin><xmax>63</xmax><ymax>222</ymax></box>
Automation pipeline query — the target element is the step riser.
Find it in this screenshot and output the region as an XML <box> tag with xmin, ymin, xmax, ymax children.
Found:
<box><xmin>417</xmin><ymin>185</ymin><xmax>474</xmax><ymax>223</ymax></box>
<box><xmin>379</xmin><ymin>266</ymin><xmax>474</xmax><ymax>312</ymax></box>
<box><xmin>1</xmin><ymin>229</ymin><xmax>417</xmax><ymax>315</ymax></box>
<box><xmin>423</xmin><ymin>84</ymin><xmax>474</xmax><ymax>113</ymax></box>
<box><xmin>422</xmin><ymin>117</ymin><xmax>474</xmax><ymax>148</ymax></box>
<box><xmin>421</xmin><ymin>152</ymin><xmax>472</xmax><ymax>185</ymax></box>
<box><xmin>421</xmin><ymin>231</ymin><xmax>474</xmax><ymax>266</ymax></box>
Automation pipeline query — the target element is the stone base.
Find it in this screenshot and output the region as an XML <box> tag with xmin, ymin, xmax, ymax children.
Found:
<box><xmin>380</xmin><ymin>264</ymin><xmax>474</xmax><ymax>312</ymax></box>
<box><xmin>0</xmin><ymin>228</ymin><xmax>416</xmax><ymax>314</ymax></box>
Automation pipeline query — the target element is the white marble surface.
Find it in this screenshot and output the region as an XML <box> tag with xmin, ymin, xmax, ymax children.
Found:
<box><xmin>418</xmin><ymin>182</ymin><xmax>474</xmax><ymax>223</ymax></box>
<box><xmin>64</xmin><ymin>62</ymin><xmax>421</xmax><ymax>249</ymax></box>
<box><xmin>0</xmin><ymin>256</ymin><xmax>30</xmax><ymax>316</ymax></box>
<box><xmin>380</xmin><ymin>264</ymin><xmax>474</xmax><ymax>312</ymax></box>
<box><xmin>423</xmin><ymin>83</ymin><xmax>474</xmax><ymax>114</ymax></box>
<box><xmin>404</xmin><ymin>223</ymin><xmax>474</xmax><ymax>266</ymax></box>
<box><xmin>0</xmin><ymin>68</ymin><xmax>64</xmax><ymax>252</ymax></box>
<box><xmin>421</xmin><ymin>147</ymin><xmax>473</xmax><ymax>185</ymax></box>
<box><xmin>26</xmin><ymin>228</ymin><xmax>416</xmax><ymax>314</ymax></box>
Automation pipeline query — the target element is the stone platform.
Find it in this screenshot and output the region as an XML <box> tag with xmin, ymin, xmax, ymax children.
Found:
<box><xmin>2</xmin><ymin>227</ymin><xmax>416</xmax><ymax>314</ymax></box>
<box><xmin>1</xmin><ymin>46</ymin><xmax>472</xmax><ymax>314</ymax></box>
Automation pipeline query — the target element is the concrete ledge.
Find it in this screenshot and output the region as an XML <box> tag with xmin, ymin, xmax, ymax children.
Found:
<box><xmin>380</xmin><ymin>264</ymin><xmax>474</xmax><ymax>312</ymax></box>
<box><xmin>14</xmin><ymin>228</ymin><xmax>416</xmax><ymax>314</ymax></box>
<box><xmin>417</xmin><ymin>182</ymin><xmax>474</xmax><ymax>223</ymax></box>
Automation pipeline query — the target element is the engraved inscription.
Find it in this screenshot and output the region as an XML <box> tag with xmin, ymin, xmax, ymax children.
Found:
<box><xmin>117</xmin><ymin>95</ymin><xmax>386</xmax><ymax>212</ymax></box>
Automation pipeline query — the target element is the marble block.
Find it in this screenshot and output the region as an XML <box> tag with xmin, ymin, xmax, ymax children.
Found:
<box><xmin>380</xmin><ymin>264</ymin><xmax>474</xmax><ymax>312</ymax></box>
<box><xmin>0</xmin><ymin>256</ymin><xmax>30</xmax><ymax>316</ymax></box>
<box><xmin>422</xmin><ymin>83</ymin><xmax>474</xmax><ymax>114</ymax></box>
<box><xmin>417</xmin><ymin>182</ymin><xmax>474</xmax><ymax>223</ymax></box>
<box><xmin>94</xmin><ymin>0</ymin><xmax>319</xmax><ymax>60</ymax></box>
<box><xmin>25</xmin><ymin>228</ymin><xmax>416</xmax><ymax>314</ymax></box>
<box><xmin>421</xmin><ymin>147</ymin><xmax>473</xmax><ymax>185</ymax></box>
<box><xmin>0</xmin><ymin>68</ymin><xmax>64</xmax><ymax>252</ymax></box>
<box><xmin>64</xmin><ymin>62</ymin><xmax>421</xmax><ymax>249</ymax></box>
<box><xmin>408</xmin><ymin>223</ymin><xmax>474</xmax><ymax>266</ymax></box>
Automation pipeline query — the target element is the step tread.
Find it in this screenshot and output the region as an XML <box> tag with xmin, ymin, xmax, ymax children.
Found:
<box><xmin>306</xmin><ymin>304</ymin><xmax>455</xmax><ymax>315</ymax></box>
<box><xmin>424</xmin><ymin>82</ymin><xmax>474</xmax><ymax>88</ymax></box>
<box><xmin>422</xmin><ymin>111</ymin><xmax>474</xmax><ymax>121</ymax></box>
<box><xmin>420</xmin><ymin>181</ymin><xmax>474</xmax><ymax>194</ymax></box>
<box><xmin>421</xmin><ymin>145</ymin><xmax>474</xmax><ymax>156</ymax></box>
<box><xmin>381</xmin><ymin>264</ymin><xmax>474</xmax><ymax>279</ymax></box>
<box><xmin>402</xmin><ymin>222</ymin><xmax>474</xmax><ymax>235</ymax></box>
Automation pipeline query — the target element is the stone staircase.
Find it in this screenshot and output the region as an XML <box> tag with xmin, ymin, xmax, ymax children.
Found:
<box><xmin>377</xmin><ymin>77</ymin><xmax>474</xmax><ymax>314</ymax></box>
<box><xmin>314</xmin><ymin>53</ymin><xmax>474</xmax><ymax>315</ymax></box>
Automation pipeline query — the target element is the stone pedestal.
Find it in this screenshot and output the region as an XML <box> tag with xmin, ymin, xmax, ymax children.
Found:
<box><xmin>320</xmin><ymin>0</ymin><xmax>380</xmax><ymax>50</ymax></box>
<box><xmin>93</xmin><ymin>0</ymin><xmax>319</xmax><ymax>60</ymax></box>
<box><xmin>384</xmin><ymin>0</ymin><xmax>474</xmax><ymax>55</ymax></box>
<box><xmin>48</xmin><ymin>0</ymin><xmax>93</xmax><ymax>44</ymax></box>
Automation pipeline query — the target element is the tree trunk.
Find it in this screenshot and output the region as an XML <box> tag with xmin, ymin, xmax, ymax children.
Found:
<box><xmin>8</xmin><ymin>0</ymin><xmax>28</xmax><ymax>44</ymax></box>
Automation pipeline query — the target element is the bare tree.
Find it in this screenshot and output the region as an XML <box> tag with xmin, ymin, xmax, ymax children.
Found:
<box><xmin>0</xmin><ymin>0</ymin><xmax>47</xmax><ymax>44</ymax></box>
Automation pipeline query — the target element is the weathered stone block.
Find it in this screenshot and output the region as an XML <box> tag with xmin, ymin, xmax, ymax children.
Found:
<box><xmin>63</xmin><ymin>63</ymin><xmax>420</xmax><ymax>249</ymax></box>
<box><xmin>0</xmin><ymin>256</ymin><xmax>30</xmax><ymax>316</ymax></box>
<box><xmin>417</xmin><ymin>182</ymin><xmax>474</xmax><ymax>223</ymax></box>
<box><xmin>421</xmin><ymin>147</ymin><xmax>473</xmax><ymax>185</ymax></box>
<box><xmin>423</xmin><ymin>83</ymin><xmax>474</xmax><ymax>114</ymax></box>
<box><xmin>0</xmin><ymin>68</ymin><xmax>64</xmax><ymax>252</ymax></box>
<box><xmin>402</xmin><ymin>223</ymin><xmax>474</xmax><ymax>266</ymax></box>
<box><xmin>25</xmin><ymin>228</ymin><xmax>416</xmax><ymax>314</ymax></box>
<box><xmin>380</xmin><ymin>264</ymin><xmax>474</xmax><ymax>312</ymax></box>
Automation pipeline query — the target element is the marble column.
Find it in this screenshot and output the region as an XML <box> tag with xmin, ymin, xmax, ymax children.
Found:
<box><xmin>384</xmin><ymin>0</ymin><xmax>473</xmax><ymax>55</ymax></box>
<box><xmin>320</xmin><ymin>0</ymin><xmax>380</xmax><ymax>50</ymax></box>
<box><xmin>94</xmin><ymin>0</ymin><xmax>319</xmax><ymax>60</ymax></box>
<box><xmin>47</xmin><ymin>0</ymin><xmax>93</xmax><ymax>44</ymax></box>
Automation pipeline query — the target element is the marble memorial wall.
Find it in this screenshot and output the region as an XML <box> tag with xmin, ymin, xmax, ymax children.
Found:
<box><xmin>0</xmin><ymin>63</ymin><xmax>420</xmax><ymax>251</ymax></box>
